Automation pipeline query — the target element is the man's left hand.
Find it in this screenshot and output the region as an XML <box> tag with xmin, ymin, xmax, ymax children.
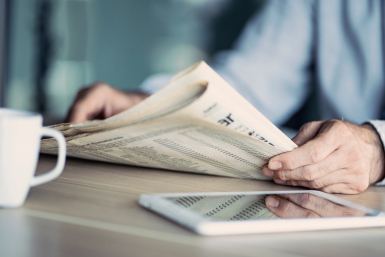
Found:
<box><xmin>262</xmin><ymin>120</ymin><xmax>385</xmax><ymax>194</ymax></box>
<box><xmin>265</xmin><ymin>193</ymin><xmax>365</xmax><ymax>218</ymax></box>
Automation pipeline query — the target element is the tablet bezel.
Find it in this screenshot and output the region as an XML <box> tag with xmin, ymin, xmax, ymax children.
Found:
<box><xmin>139</xmin><ymin>190</ymin><xmax>385</xmax><ymax>236</ymax></box>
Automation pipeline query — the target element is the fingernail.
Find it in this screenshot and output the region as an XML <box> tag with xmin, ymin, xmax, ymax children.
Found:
<box><xmin>263</xmin><ymin>167</ymin><xmax>274</xmax><ymax>177</ymax></box>
<box><xmin>266</xmin><ymin>196</ymin><xmax>279</xmax><ymax>207</ymax></box>
<box><xmin>269</xmin><ymin>161</ymin><xmax>282</xmax><ymax>170</ymax></box>
<box><xmin>274</xmin><ymin>179</ymin><xmax>287</xmax><ymax>185</ymax></box>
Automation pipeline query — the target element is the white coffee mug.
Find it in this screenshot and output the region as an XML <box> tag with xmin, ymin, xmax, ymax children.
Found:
<box><xmin>0</xmin><ymin>108</ymin><xmax>66</xmax><ymax>208</ymax></box>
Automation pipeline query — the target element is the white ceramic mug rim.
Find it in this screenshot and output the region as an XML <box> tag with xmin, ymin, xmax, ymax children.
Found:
<box><xmin>0</xmin><ymin>108</ymin><xmax>40</xmax><ymax>118</ymax></box>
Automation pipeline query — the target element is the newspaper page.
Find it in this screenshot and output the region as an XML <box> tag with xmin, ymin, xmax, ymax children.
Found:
<box><xmin>41</xmin><ymin>115</ymin><xmax>282</xmax><ymax>179</ymax></box>
<box><xmin>41</xmin><ymin>62</ymin><xmax>297</xmax><ymax>179</ymax></box>
<box><xmin>49</xmin><ymin>62</ymin><xmax>297</xmax><ymax>151</ymax></box>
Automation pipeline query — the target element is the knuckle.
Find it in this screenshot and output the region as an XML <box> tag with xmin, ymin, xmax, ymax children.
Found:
<box><xmin>330</xmin><ymin>119</ymin><xmax>344</xmax><ymax>127</ymax></box>
<box><xmin>280</xmin><ymin>154</ymin><xmax>295</xmax><ymax>170</ymax></box>
<box><xmin>302</xmin><ymin>165</ymin><xmax>316</xmax><ymax>180</ymax></box>
<box><xmin>282</xmin><ymin>202</ymin><xmax>294</xmax><ymax>218</ymax></box>
<box><xmin>307</xmin><ymin>121</ymin><xmax>320</xmax><ymax>129</ymax></box>
<box><xmin>332</xmin><ymin>120</ymin><xmax>352</xmax><ymax>139</ymax></box>
<box><xmin>75</xmin><ymin>82</ymin><xmax>111</xmax><ymax>99</ymax></box>
<box><xmin>289</xmin><ymin>180</ymin><xmax>298</xmax><ymax>186</ymax></box>
<box><xmin>286</xmin><ymin>155</ymin><xmax>295</xmax><ymax>169</ymax></box>
<box><xmin>309</xmin><ymin>179</ymin><xmax>323</xmax><ymax>189</ymax></box>
<box><xmin>308</xmin><ymin>146</ymin><xmax>321</xmax><ymax>164</ymax></box>
<box><xmin>91</xmin><ymin>82</ymin><xmax>108</xmax><ymax>88</ymax></box>
<box><xmin>308</xmin><ymin>121</ymin><xmax>321</xmax><ymax>129</ymax></box>
<box><xmin>304</xmin><ymin>211</ymin><xmax>318</xmax><ymax>218</ymax></box>
<box><xmin>346</xmin><ymin>148</ymin><xmax>363</xmax><ymax>162</ymax></box>
<box><xmin>354</xmin><ymin>180</ymin><xmax>369</xmax><ymax>193</ymax></box>
<box><xmin>275</xmin><ymin>170</ymin><xmax>287</xmax><ymax>180</ymax></box>
<box><xmin>90</xmin><ymin>82</ymin><xmax>112</xmax><ymax>93</ymax></box>
<box><xmin>298</xmin><ymin>193</ymin><xmax>313</xmax><ymax>208</ymax></box>
<box><xmin>340</xmin><ymin>130</ymin><xmax>353</xmax><ymax>141</ymax></box>
<box><xmin>322</xmin><ymin>187</ymin><xmax>333</xmax><ymax>193</ymax></box>
<box><xmin>299</xmin><ymin>122</ymin><xmax>313</xmax><ymax>132</ymax></box>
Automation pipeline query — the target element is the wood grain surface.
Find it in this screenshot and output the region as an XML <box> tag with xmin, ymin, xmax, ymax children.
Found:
<box><xmin>0</xmin><ymin>154</ymin><xmax>384</xmax><ymax>257</ymax></box>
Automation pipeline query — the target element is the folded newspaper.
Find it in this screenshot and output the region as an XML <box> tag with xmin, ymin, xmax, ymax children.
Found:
<box><xmin>41</xmin><ymin>61</ymin><xmax>297</xmax><ymax>180</ymax></box>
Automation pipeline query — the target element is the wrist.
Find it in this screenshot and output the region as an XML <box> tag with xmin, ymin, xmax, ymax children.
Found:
<box><xmin>361</xmin><ymin>123</ymin><xmax>385</xmax><ymax>183</ymax></box>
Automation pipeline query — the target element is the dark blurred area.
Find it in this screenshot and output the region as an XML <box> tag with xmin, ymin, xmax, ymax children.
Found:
<box><xmin>0</xmin><ymin>0</ymin><xmax>313</xmax><ymax>129</ymax></box>
<box><xmin>0</xmin><ymin>0</ymin><xmax>9</xmax><ymax>107</ymax></box>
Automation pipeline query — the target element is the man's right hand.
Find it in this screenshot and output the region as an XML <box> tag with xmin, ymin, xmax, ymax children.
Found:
<box><xmin>65</xmin><ymin>82</ymin><xmax>149</xmax><ymax>123</ymax></box>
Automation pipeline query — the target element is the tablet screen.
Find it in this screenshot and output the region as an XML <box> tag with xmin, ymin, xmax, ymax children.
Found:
<box><xmin>165</xmin><ymin>193</ymin><xmax>374</xmax><ymax>221</ymax></box>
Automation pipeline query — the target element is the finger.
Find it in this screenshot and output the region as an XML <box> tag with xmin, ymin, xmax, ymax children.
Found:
<box><xmin>67</xmin><ymin>89</ymin><xmax>108</xmax><ymax>123</ymax></box>
<box><xmin>276</xmin><ymin>193</ymin><xmax>365</xmax><ymax>217</ymax></box>
<box><xmin>277</xmin><ymin>193</ymin><xmax>332</xmax><ymax>217</ymax></box>
<box><xmin>265</xmin><ymin>148</ymin><xmax>348</xmax><ymax>181</ymax></box>
<box><xmin>292</xmin><ymin>121</ymin><xmax>324</xmax><ymax>146</ymax></box>
<box><xmin>281</xmin><ymin>169</ymin><xmax>349</xmax><ymax>189</ymax></box>
<box><xmin>269</xmin><ymin>120</ymin><xmax>345</xmax><ymax>170</ymax></box>
<box><xmin>65</xmin><ymin>88</ymin><xmax>91</xmax><ymax>122</ymax></box>
<box><xmin>280</xmin><ymin>168</ymin><xmax>369</xmax><ymax>193</ymax></box>
<box><xmin>265</xmin><ymin>196</ymin><xmax>320</xmax><ymax>219</ymax></box>
<box><xmin>67</xmin><ymin>100</ymin><xmax>103</xmax><ymax>123</ymax></box>
<box><xmin>321</xmin><ymin>183</ymin><xmax>369</xmax><ymax>195</ymax></box>
<box><xmin>65</xmin><ymin>83</ymin><xmax>114</xmax><ymax>123</ymax></box>
<box><xmin>64</xmin><ymin>106</ymin><xmax>75</xmax><ymax>123</ymax></box>
<box><xmin>65</xmin><ymin>104</ymin><xmax>87</xmax><ymax>123</ymax></box>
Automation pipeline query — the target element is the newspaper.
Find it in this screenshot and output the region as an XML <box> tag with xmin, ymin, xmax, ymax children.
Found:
<box><xmin>41</xmin><ymin>61</ymin><xmax>297</xmax><ymax>180</ymax></box>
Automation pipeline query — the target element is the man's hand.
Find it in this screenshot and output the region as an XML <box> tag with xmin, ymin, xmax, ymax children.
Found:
<box><xmin>65</xmin><ymin>83</ymin><xmax>149</xmax><ymax>123</ymax></box>
<box><xmin>262</xmin><ymin>120</ymin><xmax>385</xmax><ymax>194</ymax></box>
<box><xmin>265</xmin><ymin>193</ymin><xmax>365</xmax><ymax>218</ymax></box>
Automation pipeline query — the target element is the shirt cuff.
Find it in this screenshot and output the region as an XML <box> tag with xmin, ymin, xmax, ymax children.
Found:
<box><xmin>367</xmin><ymin>120</ymin><xmax>385</xmax><ymax>186</ymax></box>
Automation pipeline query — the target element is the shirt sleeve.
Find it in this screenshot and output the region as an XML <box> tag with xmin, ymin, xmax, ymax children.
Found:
<box><xmin>141</xmin><ymin>0</ymin><xmax>315</xmax><ymax>126</ymax></box>
<box><xmin>367</xmin><ymin>120</ymin><xmax>385</xmax><ymax>186</ymax></box>
<box><xmin>211</xmin><ymin>0</ymin><xmax>315</xmax><ymax>125</ymax></box>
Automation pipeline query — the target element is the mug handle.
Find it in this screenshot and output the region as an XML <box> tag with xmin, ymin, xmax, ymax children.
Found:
<box><xmin>30</xmin><ymin>127</ymin><xmax>67</xmax><ymax>187</ymax></box>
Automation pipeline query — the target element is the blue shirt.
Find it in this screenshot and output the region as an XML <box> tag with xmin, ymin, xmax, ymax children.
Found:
<box><xmin>141</xmin><ymin>0</ymin><xmax>385</xmax><ymax>185</ymax></box>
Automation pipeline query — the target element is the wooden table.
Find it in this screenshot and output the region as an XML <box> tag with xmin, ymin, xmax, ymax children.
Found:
<box><xmin>1</xmin><ymin>155</ymin><xmax>384</xmax><ymax>257</ymax></box>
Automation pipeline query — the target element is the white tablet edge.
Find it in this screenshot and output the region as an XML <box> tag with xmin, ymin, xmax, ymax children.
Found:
<box><xmin>139</xmin><ymin>190</ymin><xmax>385</xmax><ymax>236</ymax></box>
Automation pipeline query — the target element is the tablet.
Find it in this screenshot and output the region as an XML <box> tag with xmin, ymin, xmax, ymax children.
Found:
<box><xmin>139</xmin><ymin>190</ymin><xmax>385</xmax><ymax>236</ymax></box>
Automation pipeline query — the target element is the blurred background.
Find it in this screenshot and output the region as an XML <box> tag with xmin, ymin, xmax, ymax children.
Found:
<box><xmin>0</xmin><ymin>0</ymin><xmax>266</xmax><ymax>125</ymax></box>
